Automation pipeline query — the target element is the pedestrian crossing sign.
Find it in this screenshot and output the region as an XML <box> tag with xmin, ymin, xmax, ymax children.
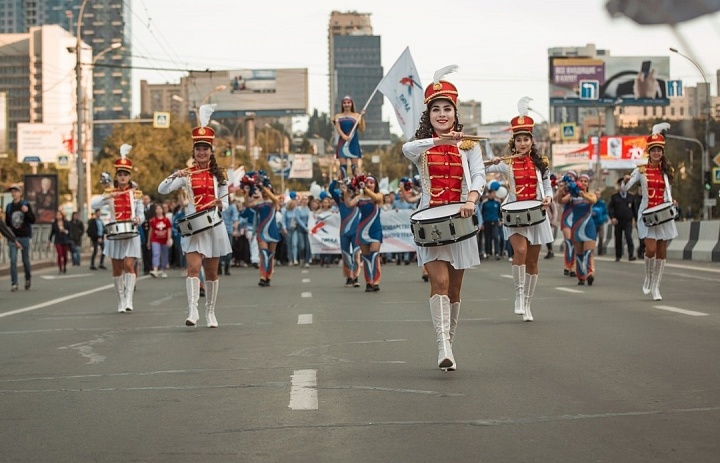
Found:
<box><xmin>560</xmin><ymin>123</ymin><xmax>576</xmax><ymax>140</ymax></box>
<box><xmin>153</xmin><ymin>112</ymin><xmax>170</xmax><ymax>129</ymax></box>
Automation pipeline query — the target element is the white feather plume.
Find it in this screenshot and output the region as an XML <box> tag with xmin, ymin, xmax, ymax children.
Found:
<box><xmin>433</xmin><ymin>65</ymin><xmax>458</xmax><ymax>84</ymax></box>
<box><xmin>517</xmin><ymin>97</ymin><xmax>533</xmax><ymax>117</ymax></box>
<box><xmin>652</xmin><ymin>122</ymin><xmax>671</xmax><ymax>135</ymax></box>
<box><xmin>198</xmin><ymin>104</ymin><xmax>216</xmax><ymax>128</ymax></box>
<box><xmin>120</xmin><ymin>143</ymin><xmax>132</xmax><ymax>160</ymax></box>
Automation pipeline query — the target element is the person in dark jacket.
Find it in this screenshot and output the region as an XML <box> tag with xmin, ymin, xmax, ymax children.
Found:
<box><xmin>5</xmin><ymin>183</ymin><xmax>36</xmax><ymax>291</ymax></box>
<box><xmin>87</xmin><ymin>209</ymin><xmax>106</xmax><ymax>270</ymax></box>
<box><xmin>608</xmin><ymin>176</ymin><xmax>638</xmax><ymax>261</ymax></box>
<box><xmin>68</xmin><ymin>211</ymin><xmax>85</xmax><ymax>266</ymax></box>
<box><xmin>49</xmin><ymin>210</ymin><xmax>72</xmax><ymax>274</ymax></box>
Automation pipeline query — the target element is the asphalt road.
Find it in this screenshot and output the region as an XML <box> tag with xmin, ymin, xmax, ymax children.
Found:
<box><xmin>1</xmin><ymin>256</ymin><xmax>719</xmax><ymax>462</ymax></box>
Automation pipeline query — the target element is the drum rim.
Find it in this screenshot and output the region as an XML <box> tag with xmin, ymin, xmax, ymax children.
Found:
<box><xmin>642</xmin><ymin>202</ymin><xmax>674</xmax><ymax>215</ymax></box>
<box><xmin>410</xmin><ymin>202</ymin><xmax>464</xmax><ymax>222</ymax></box>
<box><xmin>413</xmin><ymin>228</ymin><xmax>478</xmax><ymax>247</ymax></box>
<box><xmin>501</xmin><ymin>199</ymin><xmax>543</xmax><ymax>212</ymax></box>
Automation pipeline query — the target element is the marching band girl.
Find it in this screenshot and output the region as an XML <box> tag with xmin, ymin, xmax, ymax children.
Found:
<box><xmin>158</xmin><ymin>104</ymin><xmax>231</xmax><ymax>327</ymax></box>
<box><xmin>402</xmin><ymin>66</ymin><xmax>486</xmax><ymax>371</ymax></box>
<box><xmin>622</xmin><ymin>123</ymin><xmax>677</xmax><ymax>300</ymax></box>
<box><xmin>487</xmin><ymin>97</ymin><xmax>553</xmax><ymax>322</ymax></box>
<box><xmin>91</xmin><ymin>144</ymin><xmax>144</xmax><ymax>313</ymax></box>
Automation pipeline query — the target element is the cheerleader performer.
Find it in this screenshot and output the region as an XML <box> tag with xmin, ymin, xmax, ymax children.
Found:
<box><xmin>240</xmin><ymin>172</ymin><xmax>281</xmax><ymax>287</ymax></box>
<box><xmin>91</xmin><ymin>144</ymin><xmax>144</xmax><ymax>313</ymax></box>
<box><xmin>487</xmin><ymin>97</ymin><xmax>553</xmax><ymax>322</ymax></box>
<box><xmin>158</xmin><ymin>104</ymin><xmax>231</xmax><ymax>327</ymax></box>
<box><xmin>339</xmin><ymin>173</ymin><xmax>384</xmax><ymax>292</ymax></box>
<box><xmin>329</xmin><ymin>174</ymin><xmax>361</xmax><ymax>287</ymax></box>
<box><xmin>559</xmin><ymin>174</ymin><xmax>597</xmax><ymax>285</ymax></box>
<box><xmin>622</xmin><ymin>123</ymin><xmax>677</xmax><ymax>301</ymax></box>
<box><xmin>334</xmin><ymin>95</ymin><xmax>366</xmax><ymax>178</ymax></box>
<box><xmin>556</xmin><ymin>170</ymin><xmax>578</xmax><ymax>277</ymax></box>
<box><xmin>402</xmin><ymin>65</ymin><xmax>486</xmax><ymax>370</ymax></box>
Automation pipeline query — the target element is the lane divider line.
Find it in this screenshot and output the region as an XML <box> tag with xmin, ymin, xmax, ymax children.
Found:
<box><xmin>301</xmin><ymin>292</ymin><xmax>312</xmax><ymax>298</ymax></box>
<box><xmin>556</xmin><ymin>287</ymin><xmax>584</xmax><ymax>294</ymax></box>
<box><xmin>297</xmin><ymin>314</ymin><xmax>313</xmax><ymax>324</ymax></box>
<box><xmin>289</xmin><ymin>369</ymin><xmax>318</xmax><ymax>410</ymax></box>
<box><xmin>654</xmin><ymin>305</ymin><xmax>708</xmax><ymax>317</ymax></box>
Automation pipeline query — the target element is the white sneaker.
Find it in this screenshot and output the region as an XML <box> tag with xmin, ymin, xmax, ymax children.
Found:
<box><xmin>161</xmin><ymin>271</ymin><xmax>168</xmax><ymax>278</ymax></box>
<box><xmin>149</xmin><ymin>270</ymin><xmax>159</xmax><ymax>278</ymax></box>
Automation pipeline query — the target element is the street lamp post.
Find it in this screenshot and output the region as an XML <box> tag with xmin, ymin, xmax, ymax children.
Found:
<box><xmin>670</xmin><ymin>47</ymin><xmax>712</xmax><ymax>220</ymax></box>
<box><xmin>75</xmin><ymin>0</ymin><xmax>89</xmax><ymax>220</ymax></box>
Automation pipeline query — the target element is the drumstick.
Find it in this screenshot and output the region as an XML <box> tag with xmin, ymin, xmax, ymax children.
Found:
<box><xmin>484</xmin><ymin>154</ymin><xmax>523</xmax><ymax>166</ymax></box>
<box><xmin>171</xmin><ymin>167</ymin><xmax>211</xmax><ymax>179</ymax></box>
<box><xmin>439</xmin><ymin>134</ymin><xmax>489</xmax><ymax>141</ymax></box>
<box><xmin>194</xmin><ymin>192</ymin><xmax>231</xmax><ymax>210</ymax></box>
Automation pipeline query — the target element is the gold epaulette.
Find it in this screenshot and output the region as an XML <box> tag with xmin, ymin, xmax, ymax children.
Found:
<box><xmin>504</xmin><ymin>157</ymin><xmax>514</xmax><ymax>165</ymax></box>
<box><xmin>219</xmin><ymin>168</ymin><xmax>228</xmax><ymax>182</ymax></box>
<box><xmin>458</xmin><ymin>140</ymin><xmax>477</xmax><ymax>150</ymax></box>
<box><xmin>540</xmin><ymin>155</ymin><xmax>550</xmax><ymax>169</ymax></box>
<box><xmin>639</xmin><ymin>165</ymin><xmax>647</xmax><ymax>175</ymax></box>
<box><xmin>103</xmin><ymin>187</ymin><xmax>114</xmax><ymax>194</ymax></box>
<box><xmin>134</xmin><ymin>190</ymin><xmax>143</xmax><ymax>199</ymax></box>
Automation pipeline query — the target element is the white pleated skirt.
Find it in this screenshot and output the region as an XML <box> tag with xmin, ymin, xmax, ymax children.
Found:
<box><xmin>637</xmin><ymin>214</ymin><xmax>678</xmax><ymax>241</ymax></box>
<box><xmin>416</xmin><ymin>235</ymin><xmax>480</xmax><ymax>270</ymax></box>
<box><xmin>503</xmin><ymin>216</ymin><xmax>554</xmax><ymax>245</ymax></box>
<box><xmin>181</xmin><ymin>224</ymin><xmax>232</xmax><ymax>258</ymax></box>
<box><xmin>104</xmin><ymin>235</ymin><xmax>142</xmax><ymax>260</ymax></box>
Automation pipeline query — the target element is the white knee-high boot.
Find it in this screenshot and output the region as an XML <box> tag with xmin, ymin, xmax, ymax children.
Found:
<box><xmin>642</xmin><ymin>256</ymin><xmax>655</xmax><ymax>295</ymax></box>
<box><xmin>651</xmin><ymin>259</ymin><xmax>666</xmax><ymax>301</ymax></box>
<box><xmin>429</xmin><ymin>294</ymin><xmax>455</xmax><ymax>370</ymax></box>
<box><xmin>512</xmin><ymin>265</ymin><xmax>526</xmax><ymax>315</ymax></box>
<box><xmin>123</xmin><ymin>273</ymin><xmax>136</xmax><ymax>312</ymax></box>
<box><xmin>447</xmin><ymin>300</ymin><xmax>461</xmax><ymax>371</ymax></box>
<box><xmin>113</xmin><ymin>276</ymin><xmax>125</xmax><ymax>313</ymax></box>
<box><xmin>523</xmin><ymin>273</ymin><xmax>538</xmax><ymax>322</ymax></box>
<box><xmin>448</xmin><ymin>300</ymin><xmax>461</xmax><ymax>346</ymax></box>
<box><xmin>205</xmin><ymin>280</ymin><xmax>219</xmax><ymax>328</ymax></box>
<box><xmin>185</xmin><ymin>277</ymin><xmax>200</xmax><ymax>326</ymax></box>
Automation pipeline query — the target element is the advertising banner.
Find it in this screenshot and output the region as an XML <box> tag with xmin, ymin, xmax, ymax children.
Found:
<box><xmin>308</xmin><ymin>209</ymin><xmax>416</xmax><ymax>255</ymax></box>
<box><xmin>289</xmin><ymin>154</ymin><xmax>313</xmax><ymax>179</ymax></box>
<box><xmin>549</xmin><ymin>56</ymin><xmax>670</xmax><ymax>107</ymax></box>
<box><xmin>23</xmin><ymin>174</ymin><xmax>58</xmax><ymax>224</ymax></box>
<box><xmin>17</xmin><ymin>123</ymin><xmax>74</xmax><ymax>163</ymax></box>
<box><xmin>552</xmin><ymin>136</ymin><xmax>649</xmax><ymax>171</ymax></box>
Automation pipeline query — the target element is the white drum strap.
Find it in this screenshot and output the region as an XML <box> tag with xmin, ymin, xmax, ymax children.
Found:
<box><xmin>460</xmin><ymin>150</ymin><xmax>472</xmax><ymax>199</ymax></box>
<box><xmin>664</xmin><ymin>173</ymin><xmax>674</xmax><ymax>204</ymax></box>
<box><xmin>129</xmin><ymin>189</ymin><xmax>135</xmax><ymax>220</ymax></box>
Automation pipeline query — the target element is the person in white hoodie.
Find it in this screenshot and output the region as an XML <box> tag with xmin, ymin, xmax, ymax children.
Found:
<box><xmin>402</xmin><ymin>66</ymin><xmax>486</xmax><ymax>371</ymax></box>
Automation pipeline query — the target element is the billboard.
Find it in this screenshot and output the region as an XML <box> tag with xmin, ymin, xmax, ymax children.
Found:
<box><xmin>549</xmin><ymin>56</ymin><xmax>670</xmax><ymax>107</ymax></box>
<box><xmin>185</xmin><ymin>68</ymin><xmax>308</xmax><ymax>117</ymax></box>
<box><xmin>17</xmin><ymin>123</ymin><xmax>74</xmax><ymax>163</ymax></box>
<box><xmin>551</xmin><ymin>136</ymin><xmax>649</xmax><ymax>171</ymax></box>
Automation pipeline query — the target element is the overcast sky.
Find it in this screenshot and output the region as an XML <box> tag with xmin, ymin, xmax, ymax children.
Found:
<box><xmin>130</xmin><ymin>0</ymin><xmax>720</xmax><ymax>134</ymax></box>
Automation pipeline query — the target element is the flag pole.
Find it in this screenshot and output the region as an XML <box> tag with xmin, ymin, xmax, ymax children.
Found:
<box><xmin>344</xmin><ymin>84</ymin><xmax>380</xmax><ymax>141</ymax></box>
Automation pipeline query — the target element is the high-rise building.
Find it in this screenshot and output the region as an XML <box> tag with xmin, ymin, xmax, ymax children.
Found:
<box><xmin>328</xmin><ymin>11</ymin><xmax>390</xmax><ymax>148</ymax></box>
<box><xmin>0</xmin><ymin>25</ymin><xmax>85</xmax><ymax>151</ymax></box>
<box><xmin>0</xmin><ymin>0</ymin><xmax>131</xmax><ymax>151</ymax></box>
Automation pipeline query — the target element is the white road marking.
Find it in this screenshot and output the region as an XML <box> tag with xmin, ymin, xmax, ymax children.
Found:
<box><xmin>555</xmin><ymin>287</ymin><xmax>584</xmax><ymax>294</ymax></box>
<box><xmin>501</xmin><ymin>274</ymin><xmax>512</xmax><ymax>279</ymax></box>
<box><xmin>302</xmin><ymin>278</ymin><xmax>311</xmax><ymax>283</ymax></box>
<box><xmin>654</xmin><ymin>305</ymin><xmax>708</xmax><ymax>317</ymax></box>
<box><xmin>298</xmin><ymin>314</ymin><xmax>313</xmax><ymax>324</ymax></box>
<box><xmin>301</xmin><ymin>292</ymin><xmax>312</xmax><ymax>298</ymax></box>
<box><xmin>289</xmin><ymin>369</ymin><xmax>318</xmax><ymax>410</ymax></box>
<box><xmin>0</xmin><ymin>284</ymin><xmax>115</xmax><ymax>318</ymax></box>
<box><xmin>41</xmin><ymin>273</ymin><xmax>92</xmax><ymax>280</ymax></box>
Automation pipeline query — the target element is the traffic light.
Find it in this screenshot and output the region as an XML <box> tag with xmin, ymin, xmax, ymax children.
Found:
<box><xmin>224</xmin><ymin>142</ymin><xmax>232</xmax><ymax>158</ymax></box>
<box><xmin>704</xmin><ymin>171</ymin><xmax>712</xmax><ymax>191</ymax></box>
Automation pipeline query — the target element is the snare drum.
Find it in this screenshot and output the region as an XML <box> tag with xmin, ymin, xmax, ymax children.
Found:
<box><xmin>178</xmin><ymin>208</ymin><xmax>223</xmax><ymax>237</ymax></box>
<box><xmin>106</xmin><ymin>221</ymin><xmax>138</xmax><ymax>240</ymax></box>
<box><xmin>501</xmin><ymin>200</ymin><xmax>546</xmax><ymax>228</ymax></box>
<box><xmin>642</xmin><ymin>202</ymin><xmax>676</xmax><ymax>227</ymax></box>
<box><xmin>410</xmin><ymin>203</ymin><xmax>479</xmax><ymax>247</ymax></box>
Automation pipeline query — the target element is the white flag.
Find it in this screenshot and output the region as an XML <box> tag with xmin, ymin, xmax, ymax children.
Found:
<box><xmin>376</xmin><ymin>47</ymin><xmax>424</xmax><ymax>140</ymax></box>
